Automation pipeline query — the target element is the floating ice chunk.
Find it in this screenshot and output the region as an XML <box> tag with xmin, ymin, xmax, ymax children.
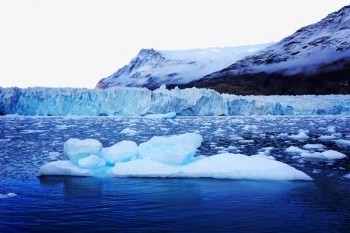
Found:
<box><xmin>78</xmin><ymin>154</ymin><xmax>106</xmax><ymax>169</ymax></box>
<box><xmin>0</xmin><ymin>193</ymin><xmax>17</xmax><ymax>199</ymax></box>
<box><xmin>230</xmin><ymin>135</ymin><xmax>244</xmax><ymax>140</ymax></box>
<box><xmin>326</xmin><ymin>126</ymin><xmax>336</xmax><ymax>133</ymax></box>
<box><xmin>321</xmin><ymin>150</ymin><xmax>347</xmax><ymax>160</ymax></box>
<box><xmin>144</xmin><ymin>112</ymin><xmax>176</xmax><ymax>119</ymax></box>
<box><xmin>285</xmin><ymin>146</ymin><xmax>307</xmax><ymax>154</ymax></box>
<box><xmin>242</xmin><ymin>125</ymin><xmax>258</xmax><ymax>131</ymax></box>
<box><xmin>120</xmin><ymin>128</ymin><xmax>137</xmax><ymax>136</ymax></box>
<box><xmin>38</xmin><ymin>160</ymin><xmax>93</xmax><ymax>176</ymax></box>
<box><xmin>335</xmin><ymin>139</ymin><xmax>350</xmax><ymax>148</ymax></box>
<box><xmin>213</xmin><ymin>128</ymin><xmax>225</xmax><ymax>135</ymax></box>
<box><xmin>63</xmin><ymin>138</ymin><xmax>102</xmax><ymax>164</ymax></box>
<box><xmin>343</xmin><ymin>174</ymin><xmax>350</xmax><ymax>179</ymax></box>
<box><xmin>138</xmin><ymin>133</ymin><xmax>203</xmax><ymax>165</ymax></box>
<box><xmin>239</xmin><ymin>139</ymin><xmax>254</xmax><ymax>144</ymax></box>
<box><xmin>250</xmin><ymin>152</ymin><xmax>275</xmax><ymax>160</ymax></box>
<box><xmin>48</xmin><ymin>152</ymin><xmax>61</xmax><ymax>160</ymax></box>
<box><xmin>318</xmin><ymin>134</ymin><xmax>337</xmax><ymax>141</ymax></box>
<box><xmin>227</xmin><ymin>146</ymin><xmax>238</xmax><ymax>151</ymax></box>
<box><xmin>288</xmin><ymin>130</ymin><xmax>309</xmax><ymax>141</ymax></box>
<box><xmin>112</xmin><ymin>153</ymin><xmax>312</xmax><ymax>181</ymax></box>
<box><xmin>101</xmin><ymin>141</ymin><xmax>138</xmax><ymax>164</ymax></box>
<box><xmin>301</xmin><ymin>150</ymin><xmax>347</xmax><ymax>160</ymax></box>
<box><xmin>300</xmin><ymin>152</ymin><xmax>324</xmax><ymax>159</ymax></box>
<box><xmin>303</xmin><ymin>144</ymin><xmax>326</xmax><ymax>150</ymax></box>
<box><xmin>277</xmin><ymin>133</ymin><xmax>288</xmax><ymax>138</ymax></box>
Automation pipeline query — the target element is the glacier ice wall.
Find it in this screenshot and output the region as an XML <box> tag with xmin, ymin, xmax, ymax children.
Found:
<box><xmin>0</xmin><ymin>86</ymin><xmax>349</xmax><ymax>116</ymax></box>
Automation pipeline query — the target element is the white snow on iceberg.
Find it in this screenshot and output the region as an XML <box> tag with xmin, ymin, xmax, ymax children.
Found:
<box><xmin>38</xmin><ymin>133</ymin><xmax>313</xmax><ymax>181</ymax></box>
<box><xmin>112</xmin><ymin>153</ymin><xmax>312</xmax><ymax>181</ymax></box>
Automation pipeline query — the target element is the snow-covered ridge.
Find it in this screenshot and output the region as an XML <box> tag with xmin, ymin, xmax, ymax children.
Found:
<box><xmin>0</xmin><ymin>86</ymin><xmax>349</xmax><ymax>116</ymax></box>
<box><xmin>96</xmin><ymin>44</ymin><xmax>271</xmax><ymax>89</ymax></box>
<box><xmin>204</xmin><ymin>5</ymin><xmax>350</xmax><ymax>78</ymax></box>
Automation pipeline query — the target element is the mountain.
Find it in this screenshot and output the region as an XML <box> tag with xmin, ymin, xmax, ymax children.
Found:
<box><xmin>96</xmin><ymin>44</ymin><xmax>270</xmax><ymax>89</ymax></box>
<box><xmin>188</xmin><ymin>5</ymin><xmax>350</xmax><ymax>95</ymax></box>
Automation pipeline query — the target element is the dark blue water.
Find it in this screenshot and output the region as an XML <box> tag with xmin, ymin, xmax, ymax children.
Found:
<box><xmin>1</xmin><ymin>116</ymin><xmax>350</xmax><ymax>232</ymax></box>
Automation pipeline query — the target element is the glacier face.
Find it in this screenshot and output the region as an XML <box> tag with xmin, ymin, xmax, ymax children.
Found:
<box><xmin>0</xmin><ymin>86</ymin><xmax>349</xmax><ymax>116</ymax></box>
<box><xmin>96</xmin><ymin>44</ymin><xmax>271</xmax><ymax>89</ymax></box>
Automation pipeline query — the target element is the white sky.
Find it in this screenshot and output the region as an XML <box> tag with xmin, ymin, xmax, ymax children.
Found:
<box><xmin>0</xmin><ymin>0</ymin><xmax>348</xmax><ymax>88</ymax></box>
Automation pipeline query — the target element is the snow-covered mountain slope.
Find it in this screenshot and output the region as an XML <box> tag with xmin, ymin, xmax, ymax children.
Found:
<box><xmin>190</xmin><ymin>5</ymin><xmax>350</xmax><ymax>95</ymax></box>
<box><xmin>96</xmin><ymin>44</ymin><xmax>271</xmax><ymax>89</ymax></box>
<box><xmin>0</xmin><ymin>86</ymin><xmax>349</xmax><ymax>116</ymax></box>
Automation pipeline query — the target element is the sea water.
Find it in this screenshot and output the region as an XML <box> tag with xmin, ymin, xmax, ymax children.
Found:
<box><xmin>1</xmin><ymin>116</ymin><xmax>350</xmax><ymax>232</ymax></box>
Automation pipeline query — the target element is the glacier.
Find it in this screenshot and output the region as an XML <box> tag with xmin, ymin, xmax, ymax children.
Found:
<box><xmin>0</xmin><ymin>86</ymin><xmax>349</xmax><ymax>116</ymax></box>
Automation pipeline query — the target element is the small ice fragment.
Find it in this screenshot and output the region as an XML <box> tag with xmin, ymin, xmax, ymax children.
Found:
<box><xmin>343</xmin><ymin>174</ymin><xmax>350</xmax><ymax>179</ymax></box>
<box><xmin>242</xmin><ymin>125</ymin><xmax>258</xmax><ymax>131</ymax></box>
<box><xmin>319</xmin><ymin>134</ymin><xmax>337</xmax><ymax>141</ymax></box>
<box><xmin>48</xmin><ymin>152</ymin><xmax>61</xmax><ymax>160</ymax></box>
<box><xmin>303</xmin><ymin>144</ymin><xmax>326</xmax><ymax>150</ymax></box>
<box><xmin>326</xmin><ymin>126</ymin><xmax>336</xmax><ymax>133</ymax></box>
<box><xmin>285</xmin><ymin>146</ymin><xmax>307</xmax><ymax>154</ymax></box>
<box><xmin>321</xmin><ymin>150</ymin><xmax>347</xmax><ymax>160</ymax></box>
<box><xmin>0</xmin><ymin>193</ymin><xmax>17</xmax><ymax>199</ymax></box>
<box><xmin>288</xmin><ymin>130</ymin><xmax>309</xmax><ymax>141</ymax></box>
<box><xmin>335</xmin><ymin>139</ymin><xmax>350</xmax><ymax>148</ymax></box>
<box><xmin>120</xmin><ymin>128</ymin><xmax>137</xmax><ymax>136</ymax></box>
<box><xmin>300</xmin><ymin>152</ymin><xmax>325</xmax><ymax>159</ymax></box>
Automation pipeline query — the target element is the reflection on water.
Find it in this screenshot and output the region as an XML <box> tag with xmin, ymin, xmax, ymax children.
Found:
<box><xmin>0</xmin><ymin>116</ymin><xmax>350</xmax><ymax>232</ymax></box>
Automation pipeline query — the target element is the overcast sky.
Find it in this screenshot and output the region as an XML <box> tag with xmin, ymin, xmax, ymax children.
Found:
<box><xmin>0</xmin><ymin>0</ymin><xmax>348</xmax><ymax>88</ymax></box>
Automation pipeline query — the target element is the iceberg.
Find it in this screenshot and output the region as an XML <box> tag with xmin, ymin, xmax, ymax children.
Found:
<box><xmin>38</xmin><ymin>133</ymin><xmax>312</xmax><ymax>181</ymax></box>
<box><xmin>0</xmin><ymin>87</ymin><xmax>349</xmax><ymax>116</ymax></box>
